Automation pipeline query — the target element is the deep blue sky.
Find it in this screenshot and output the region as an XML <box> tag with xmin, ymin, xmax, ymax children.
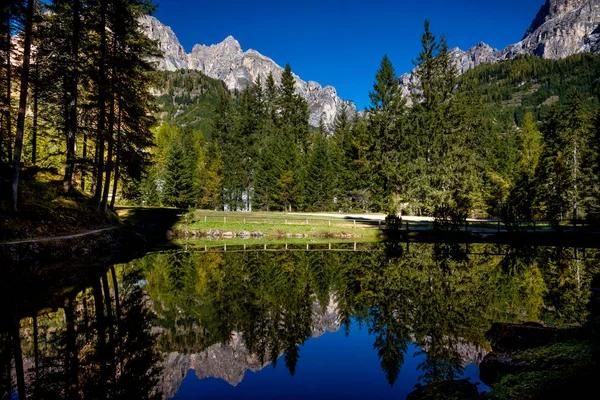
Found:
<box><xmin>153</xmin><ymin>0</ymin><xmax>546</xmax><ymax>109</ymax></box>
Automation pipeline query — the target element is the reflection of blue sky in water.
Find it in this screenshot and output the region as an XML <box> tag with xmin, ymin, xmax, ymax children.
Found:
<box><xmin>172</xmin><ymin>320</ymin><xmax>488</xmax><ymax>399</ymax></box>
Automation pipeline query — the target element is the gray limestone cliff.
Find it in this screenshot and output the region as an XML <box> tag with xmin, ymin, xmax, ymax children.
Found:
<box><xmin>139</xmin><ymin>16</ymin><xmax>355</xmax><ymax>128</ymax></box>
<box><xmin>505</xmin><ymin>0</ymin><xmax>600</xmax><ymax>59</ymax></box>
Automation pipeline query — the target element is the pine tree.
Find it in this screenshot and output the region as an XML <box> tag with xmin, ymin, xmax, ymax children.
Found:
<box><xmin>10</xmin><ymin>0</ymin><xmax>34</xmax><ymax>211</ymax></box>
<box><xmin>305</xmin><ymin>121</ymin><xmax>333</xmax><ymax>211</ymax></box>
<box><xmin>162</xmin><ymin>131</ymin><xmax>198</xmax><ymax>208</ymax></box>
<box><xmin>364</xmin><ymin>54</ymin><xmax>406</xmax><ymax>213</ymax></box>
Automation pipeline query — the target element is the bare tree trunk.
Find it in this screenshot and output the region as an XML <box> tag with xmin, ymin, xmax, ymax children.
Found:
<box><xmin>11</xmin><ymin>0</ymin><xmax>35</xmax><ymax>212</ymax></box>
<box><xmin>94</xmin><ymin>0</ymin><xmax>108</xmax><ymax>207</ymax></box>
<box><xmin>92</xmin><ymin>139</ymin><xmax>98</xmax><ymax>196</ymax></box>
<box><xmin>31</xmin><ymin>60</ymin><xmax>38</xmax><ymax>165</ymax></box>
<box><xmin>100</xmin><ymin>93</ymin><xmax>115</xmax><ymax>211</ymax></box>
<box><xmin>81</xmin><ymin>130</ymin><xmax>87</xmax><ymax>192</ymax></box>
<box><xmin>101</xmin><ymin>34</ymin><xmax>119</xmax><ymax>211</ymax></box>
<box><xmin>4</xmin><ymin>12</ymin><xmax>12</xmax><ymax>166</ymax></box>
<box><xmin>63</xmin><ymin>0</ymin><xmax>80</xmax><ymax>193</ymax></box>
<box><xmin>109</xmin><ymin>109</ymin><xmax>121</xmax><ymax>210</ymax></box>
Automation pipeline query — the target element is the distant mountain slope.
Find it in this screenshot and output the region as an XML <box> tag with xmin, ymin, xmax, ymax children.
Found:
<box><xmin>153</xmin><ymin>70</ymin><xmax>230</xmax><ymax>136</ymax></box>
<box><xmin>458</xmin><ymin>52</ymin><xmax>600</xmax><ymax>127</ymax></box>
<box><xmin>139</xmin><ymin>15</ymin><xmax>355</xmax><ymax>129</ymax></box>
<box><xmin>401</xmin><ymin>0</ymin><xmax>600</xmax><ymax>98</ymax></box>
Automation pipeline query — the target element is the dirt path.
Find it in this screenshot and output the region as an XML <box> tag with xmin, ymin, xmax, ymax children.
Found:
<box><xmin>1</xmin><ymin>226</ymin><xmax>120</xmax><ymax>246</ymax></box>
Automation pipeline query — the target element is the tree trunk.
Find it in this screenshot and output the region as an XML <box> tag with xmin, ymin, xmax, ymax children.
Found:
<box><xmin>109</xmin><ymin>109</ymin><xmax>121</xmax><ymax>210</ymax></box>
<box><xmin>100</xmin><ymin>94</ymin><xmax>115</xmax><ymax>211</ymax></box>
<box><xmin>81</xmin><ymin>131</ymin><xmax>87</xmax><ymax>192</ymax></box>
<box><xmin>94</xmin><ymin>0</ymin><xmax>108</xmax><ymax>207</ymax></box>
<box><xmin>63</xmin><ymin>0</ymin><xmax>81</xmax><ymax>193</ymax></box>
<box><xmin>10</xmin><ymin>0</ymin><xmax>34</xmax><ymax>212</ymax></box>
<box><xmin>4</xmin><ymin>11</ymin><xmax>13</xmax><ymax>166</ymax></box>
<box><xmin>31</xmin><ymin>60</ymin><xmax>38</xmax><ymax>165</ymax></box>
<box><xmin>101</xmin><ymin>34</ymin><xmax>119</xmax><ymax>211</ymax></box>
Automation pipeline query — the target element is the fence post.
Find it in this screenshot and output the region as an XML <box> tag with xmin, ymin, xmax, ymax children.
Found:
<box><xmin>306</xmin><ymin>219</ymin><xmax>308</xmax><ymax>225</ymax></box>
<box><xmin>353</xmin><ymin>220</ymin><xmax>356</xmax><ymax>228</ymax></box>
<box><xmin>204</xmin><ymin>215</ymin><xmax>207</xmax><ymax>223</ymax></box>
<box><xmin>244</xmin><ymin>217</ymin><xmax>246</xmax><ymax>223</ymax></box>
<box><xmin>329</xmin><ymin>220</ymin><xmax>331</xmax><ymax>226</ymax></box>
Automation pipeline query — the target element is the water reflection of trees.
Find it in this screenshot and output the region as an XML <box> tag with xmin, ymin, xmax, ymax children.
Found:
<box><xmin>0</xmin><ymin>266</ymin><xmax>162</xmax><ymax>400</ymax></box>
<box><xmin>3</xmin><ymin>243</ymin><xmax>595</xmax><ymax>398</ymax></box>
<box><xmin>135</xmin><ymin>243</ymin><xmax>597</xmax><ymax>387</ymax></box>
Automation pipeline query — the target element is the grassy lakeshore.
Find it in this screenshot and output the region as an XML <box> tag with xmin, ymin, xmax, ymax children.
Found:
<box><xmin>171</xmin><ymin>210</ymin><xmax>384</xmax><ymax>239</ymax></box>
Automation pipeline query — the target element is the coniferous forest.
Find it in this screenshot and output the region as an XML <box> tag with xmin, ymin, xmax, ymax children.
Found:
<box><xmin>0</xmin><ymin>0</ymin><xmax>157</xmax><ymax>229</ymax></box>
<box><xmin>144</xmin><ymin>22</ymin><xmax>600</xmax><ymax>227</ymax></box>
<box><xmin>1</xmin><ymin>3</ymin><xmax>600</xmax><ymax>230</ymax></box>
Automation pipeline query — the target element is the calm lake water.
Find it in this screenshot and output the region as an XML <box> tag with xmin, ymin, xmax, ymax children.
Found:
<box><xmin>1</xmin><ymin>241</ymin><xmax>596</xmax><ymax>399</ymax></box>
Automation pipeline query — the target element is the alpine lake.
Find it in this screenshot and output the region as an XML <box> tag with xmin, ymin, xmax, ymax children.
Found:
<box><xmin>1</xmin><ymin>238</ymin><xmax>599</xmax><ymax>399</ymax></box>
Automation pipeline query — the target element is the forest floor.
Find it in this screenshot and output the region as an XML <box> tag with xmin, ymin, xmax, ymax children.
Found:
<box><xmin>0</xmin><ymin>168</ymin><xmax>119</xmax><ymax>242</ymax></box>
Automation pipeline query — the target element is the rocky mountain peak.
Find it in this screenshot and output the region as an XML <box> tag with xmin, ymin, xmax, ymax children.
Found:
<box><xmin>525</xmin><ymin>0</ymin><xmax>590</xmax><ymax>38</ymax></box>
<box><xmin>138</xmin><ymin>15</ymin><xmax>188</xmax><ymax>71</ymax></box>
<box><xmin>507</xmin><ymin>0</ymin><xmax>600</xmax><ymax>59</ymax></box>
<box><xmin>399</xmin><ymin>0</ymin><xmax>600</xmax><ymax>99</ymax></box>
<box><xmin>139</xmin><ymin>15</ymin><xmax>354</xmax><ymax>129</ymax></box>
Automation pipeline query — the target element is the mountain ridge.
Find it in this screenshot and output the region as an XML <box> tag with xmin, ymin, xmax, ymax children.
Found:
<box><xmin>401</xmin><ymin>0</ymin><xmax>600</xmax><ymax>99</ymax></box>
<box><xmin>139</xmin><ymin>15</ymin><xmax>355</xmax><ymax>129</ymax></box>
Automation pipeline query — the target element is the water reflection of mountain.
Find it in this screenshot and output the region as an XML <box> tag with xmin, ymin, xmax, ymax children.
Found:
<box><xmin>2</xmin><ymin>242</ymin><xmax>597</xmax><ymax>399</ymax></box>
<box><xmin>157</xmin><ymin>296</ymin><xmax>340</xmax><ymax>398</ymax></box>
<box><xmin>135</xmin><ymin>244</ymin><xmax>596</xmax><ymax>397</ymax></box>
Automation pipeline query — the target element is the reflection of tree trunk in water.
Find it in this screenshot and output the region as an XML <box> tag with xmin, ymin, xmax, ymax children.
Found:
<box><xmin>64</xmin><ymin>296</ymin><xmax>78</xmax><ymax>399</ymax></box>
<box><xmin>101</xmin><ymin>274</ymin><xmax>116</xmax><ymax>394</ymax></box>
<box><xmin>110</xmin><ymin>266</ymin><xmax>121</xmax><ymax>326</ymax></box>
<box><xmin>92</xmin><ymin>279</ymin><xmax>107</xmax><ymax>399</ymax></box>
<box><xmin>11</xmin><ymin>311</ymin><xmax>26</xmax><ymax>400</ymax></box>
<box><xmin>110</xmin><ymin>265</ymin><xmax>122</xmax><ymax>372</ymax></box>
<box><xmin>33</xmin><ymin>316</ymin><xmax>39</xmax><ymax>396</ymax></box>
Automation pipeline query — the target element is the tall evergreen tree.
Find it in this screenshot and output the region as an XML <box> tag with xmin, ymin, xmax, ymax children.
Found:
<box><xmin>305</xmin><ymin>120</ymin><xmax>334</xmax><ymax>211</ymax></box>
<box><xmin>363</xmin><ymin>54</ymin><xmax>406</xmax><ymax>212</ymax></box>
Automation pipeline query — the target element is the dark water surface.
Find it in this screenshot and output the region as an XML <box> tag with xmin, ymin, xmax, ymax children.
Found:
<box><xmin>1</xmin><ymin>241</ymin><xmax>597</xmax><ymax>399</ymax></box>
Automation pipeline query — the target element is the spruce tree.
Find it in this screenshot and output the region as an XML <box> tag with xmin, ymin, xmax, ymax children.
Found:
<box><xmin>363</xmin><ymin>55</ymin><xmax>406</xmax><ymax>213</ymax></box>
<box><xmin>305</xmin><ymin>121</ymin><xmax>333</xmax><ymax>211</ymax></box>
